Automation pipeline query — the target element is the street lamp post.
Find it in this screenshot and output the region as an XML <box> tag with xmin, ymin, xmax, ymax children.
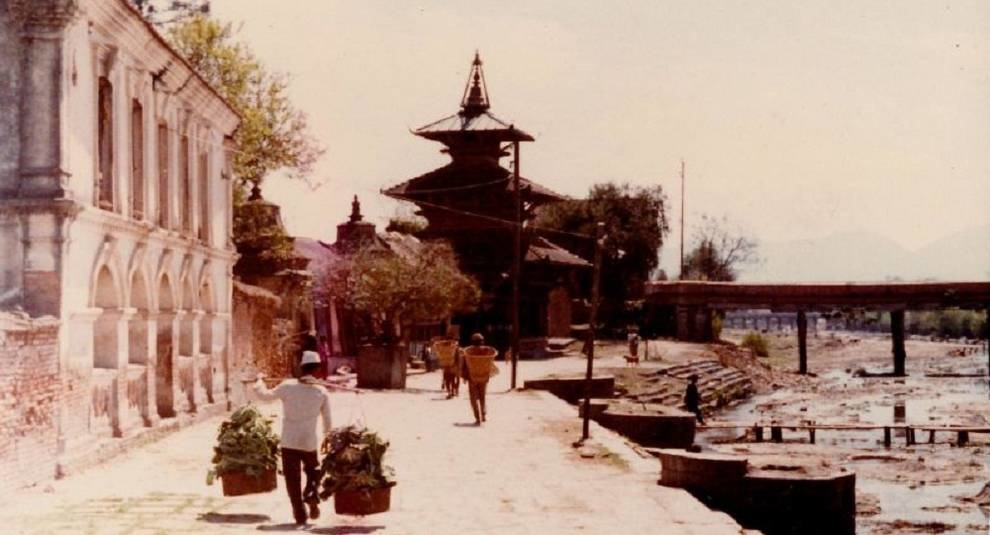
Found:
<box><xmin>581</xmin><ymin>222</ymin><xmax>605</xmax><ymax>441</ymax></box>
<box><xmin>511</xmin><ymin>140</ymin><xmax>521</xmax><ymax>390</ymax></box>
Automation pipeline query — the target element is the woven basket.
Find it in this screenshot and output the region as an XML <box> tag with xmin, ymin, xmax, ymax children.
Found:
<box><xmin>463</xmin><ymin>346</ymin><xmax>497</xmax><ymax>383</ymax></box>
<box><xmin>433</xmin><ymin>339</ymin><xmax>458</xmax><ymax>368</ymax></box>
<box><xmin>220</xmin><ymin>468</ymin><xmax>277</xmax><ymax>496</ymax></box>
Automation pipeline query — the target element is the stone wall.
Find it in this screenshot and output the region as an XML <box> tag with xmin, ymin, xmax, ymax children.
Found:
<box><xmin>230</xmin><ymin>281</ymin><xmax>281</xmax><ymax>406</ymax></box>
<box><xmin>0</xmin><ymin>313</ymin><xmax>60</xmax><ymax>492</ymax></box>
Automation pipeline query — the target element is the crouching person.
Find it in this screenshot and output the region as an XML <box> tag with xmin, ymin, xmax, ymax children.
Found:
<box><xmin>254</xmin><ymin>350</ymin><xmax>332</xmax><ymax>525</ymax></box>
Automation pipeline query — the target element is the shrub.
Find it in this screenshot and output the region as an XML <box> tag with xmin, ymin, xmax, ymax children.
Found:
<box><xmin>740</xmin><ymin>331</ymin><xmax>769</xmax><ymax>357</ymax></box>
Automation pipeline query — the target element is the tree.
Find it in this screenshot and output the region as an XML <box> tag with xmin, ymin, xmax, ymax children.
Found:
<box><xmin>166</xmin><ymin>16</ymin><xmax>322</xmax><ymax>190</ymax></box>
<box><xmin>321</xmin><ymin>242</ymin><xmax>481</xmax><ymax>343</ymax></box>
<box><xmin>683</xmin><ymin>214</ymin><xmax>758</xmax><ymax>281</ymax></box>
<box><xmin>162</xmin><ymin>14</ymin><xmax>324</xmax><ymax>266</ymax></box>
<box><xmin>535</xmin><ymin>182</ymin><xmax>669</xmax><ymax>321</ymax></box>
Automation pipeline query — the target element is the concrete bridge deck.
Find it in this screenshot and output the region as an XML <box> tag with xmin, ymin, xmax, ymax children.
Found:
<box><xmin>645</xmin><ymin>281</ymin><xmax>990</xmax><ymax>375</ymax></box>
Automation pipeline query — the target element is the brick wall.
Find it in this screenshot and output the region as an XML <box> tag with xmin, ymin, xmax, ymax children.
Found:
<box><xmin>230</xmin><ymin>282</ymin><xmax>281</xmax><ymax>406</ymax></box>
<box><xmin>0</xmin><ymin>313</ymin><xmax>60</xmax><ymax>492</ymax></box>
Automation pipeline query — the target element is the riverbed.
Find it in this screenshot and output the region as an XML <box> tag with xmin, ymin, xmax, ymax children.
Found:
<box><xmin>703</xmin><ymin>331</ymin><xmax>990</xmax><ymax>534</ymax></box>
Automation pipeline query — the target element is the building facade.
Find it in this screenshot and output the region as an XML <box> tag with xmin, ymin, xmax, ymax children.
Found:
<box><xmin>0</xmin><ymin>0</ymin><xmax>238</xmax><ymax>480</ymax></box>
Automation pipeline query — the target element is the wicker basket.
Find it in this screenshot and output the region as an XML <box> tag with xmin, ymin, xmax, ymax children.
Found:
<box><xmin>220</xmin><ymin>468</ymin><xmax>277</xmax><ymax>496</ymax></box>
<box><xmin>433</xmin><ymin>339</ymin><xmax>458</xmax><ymax>368</ymax></box>
<box><xmin>334</xmin><ymin>486</ymin><xmax>393</xmax><ymax>516</ymax></box>
<box><xmin>463</xmin><ymin>346</ymin><xmax>497</xmax><ymax>383</ymax></box>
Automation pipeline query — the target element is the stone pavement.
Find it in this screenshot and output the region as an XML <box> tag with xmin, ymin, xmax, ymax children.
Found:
<box><xmin>0</xmin><ymin>354</ymin><xmax>749</xmax><ymax>534</ymax></box>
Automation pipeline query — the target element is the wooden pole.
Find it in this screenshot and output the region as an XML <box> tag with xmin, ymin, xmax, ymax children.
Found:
<box><xmin>797</xmin><ymin>310</ymin><xmax>808</xmax><ymax>374</ymax></box>
<box><xmin>679</xmin><ymin>159</ymin><xmax>685</xmax><ymax>280</ymax></box>
<box><xmin>510</xmin><ymin>140</ymin><xmax>521</xmax><ymax>390</ymax></box>
<box><xmin>581</xmin><ymin>222</ymin><xmax>605</xmax><ymax>441</ymax></box>
<box><xmin>891</xmin><ymin>309</ymin><xmax>906</xmax><ymax>376</ymax></box>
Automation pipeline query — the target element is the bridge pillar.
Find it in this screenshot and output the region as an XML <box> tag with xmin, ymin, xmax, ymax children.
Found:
<box><xmin>891</xmin><ymin>309</ymin><xmax>906</xmax><ymax>376</ymax></box>
<box><xmin>797</xmin><ymin>310</ymin><xmax>808</xmax><ymax>375</ymax></box>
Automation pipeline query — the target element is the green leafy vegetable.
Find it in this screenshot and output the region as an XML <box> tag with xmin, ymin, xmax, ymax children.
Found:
<box><xmin>318</xmin><ymin>425</ymin><xmax>395</xmax><ymax>499</ymax></box>
<box><xmin>206</xmin><ymin>405</ymin><xmax>280</xmax><ymax>485</ymax></box>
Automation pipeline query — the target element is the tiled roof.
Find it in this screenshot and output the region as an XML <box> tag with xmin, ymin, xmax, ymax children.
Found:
<box><xmin>382</xmin><ymin>162</ymin><xmax>565</xmax><ymax>204</ymax></box>
<box><xmin>414</xmin><ymin>112</ymin><xmax>534</xmax><ymax>142</ymax></box>
<box><xmin>525</xmin><ymin>236</ymin><xmax>591</xmax><ymax>267</ymax></box>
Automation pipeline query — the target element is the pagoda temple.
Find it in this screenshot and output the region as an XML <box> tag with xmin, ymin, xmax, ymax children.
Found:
<box><xmin>383</xmin><ymin>53</ymin><xmax>589</xmax><ymax>348</ymax></box>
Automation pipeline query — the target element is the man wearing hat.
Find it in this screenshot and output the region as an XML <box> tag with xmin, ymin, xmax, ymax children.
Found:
<box><xmin>254</xmin><ymin>350</ymin><xmax>332</xmax><ymax>525</ymax></box>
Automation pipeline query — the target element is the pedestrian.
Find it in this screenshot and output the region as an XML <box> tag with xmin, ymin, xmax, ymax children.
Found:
<box><xmin>253</xmin><ymin>350</ymin><xmax>332</xmax><ymax>525</ymax></box>
<box><xmin>460</xmin><ymin>332</ymin><xmax>495</xmax><ymax>425</ymax></box>
<box><xmin>438</xmin><ymin>337</ymin><xmax>460</xmax><ymax>398</ymax></box>
<box><xmin>684</xmin><ymin>374</ymin><xmax>705</xmax><ymax>425</ymax></box>
<box><xmin>627</xmin><ymin>328</ymin><xmax>640</xmax><ymax>357</ymax></box>
<box><xmin>420</xmin><ymin>343</ymin><xmax>435</xmax><ymax>372</ymax></box>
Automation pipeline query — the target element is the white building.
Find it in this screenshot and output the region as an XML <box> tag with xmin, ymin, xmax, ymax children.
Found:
<box><xmin>0</xmin><ymin>0</ymin><xmax>238</xmax><ymax>467</ymax></box>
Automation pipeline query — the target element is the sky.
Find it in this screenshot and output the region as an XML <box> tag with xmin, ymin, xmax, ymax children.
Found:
<box><xmin>211</xmin><ymin>0</ymin><xmax>990</xmax><ymax>276</ymax></box>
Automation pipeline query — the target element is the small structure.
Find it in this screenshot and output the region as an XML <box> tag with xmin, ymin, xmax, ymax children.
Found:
<box><xmin>383</xmin><ymin>53</ymin><xmax>588</xmax><ymax>350</ymax></box>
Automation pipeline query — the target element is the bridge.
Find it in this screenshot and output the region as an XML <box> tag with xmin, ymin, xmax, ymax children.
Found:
<box><xmin>644</xmin><ymin>281</ymin><xmax>990</xmax><ymax>375</ymax></box>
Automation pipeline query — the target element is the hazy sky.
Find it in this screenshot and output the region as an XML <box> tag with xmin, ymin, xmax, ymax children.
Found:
<box><xmin>213</xmin><ymin>0</ymin><xmax>990</xmax><ymax>274</ymax></box>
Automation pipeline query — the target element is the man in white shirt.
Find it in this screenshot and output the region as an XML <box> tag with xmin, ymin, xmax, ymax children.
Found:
<box><xmin>254</xmin><ymin>350</ymin><xmax>332</xmax><ymax>525</ymax></box>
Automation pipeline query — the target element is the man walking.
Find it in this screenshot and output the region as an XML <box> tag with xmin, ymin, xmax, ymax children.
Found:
<box><xmin>684</xmin><ymin>374</ymin><xmax>705</xmax><ymax>425</ymax></box>
<box><xmin>460</xmin><ymin>333</ymin><xmax>495</xmax><ymax>425</ymax></box>
<box><xmin>254</xmin><ymin>350</ymin><xmax>332</xmax><ymax>525</ymax></box>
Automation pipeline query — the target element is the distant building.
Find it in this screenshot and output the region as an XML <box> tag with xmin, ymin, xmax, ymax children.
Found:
<box><xmin>383</xmin><ymin>53</ymin><xmax>588</xmax><ymax>349</ymax></box>
<box><xmin>0</xmin><ymin>0</ymin><xmax>238</xmax><ymax>480</ymax></box>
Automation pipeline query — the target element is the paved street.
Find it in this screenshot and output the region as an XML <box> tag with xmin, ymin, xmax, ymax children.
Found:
<box><xmin>0</xmin><ymin>354</ymin><xmax>746</xmax><ymax>534</ymax></box>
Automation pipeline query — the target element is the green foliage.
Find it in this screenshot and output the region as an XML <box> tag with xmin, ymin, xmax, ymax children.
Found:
<box><xmin>321</xmin><ymin>242</ymin><xmax>480</xmax><ymax>342</ymax></box>
<box><xmin>385</xmin><ymin>216</ymin><xmax>428</xmax><ymax>235</ymax></box>
<box><xmin>906</xmin><ymin>309</ymin><xmax>987</xmax><ymax>339</ymax></box>
<box><xmin>231</xmin><ymin>188</ymin><xmax>296</xmax><ymax>266</ymax></box>
<box><xmin>740</xmin><ymin>331</ymin><xmax>770</xmax><ymax>357</ymax></box>
<box><xmin>318</xmin><ymin>425</ymin><xmax>395</xmax><ymax>499</ymax></box>
<box><xmin>535</xmin><ymin>182</ymin><xmax>669</xmax><ymax>317</ymax></box>
<box><xmin>166</xmin><ymin>15</ymin><xmax>323</xmax><ymax>189</ymax></box>
<box><xmin>206</xmin><ymin>405</ymin><xmax>280</xmax><ymax>485</ymax></box>
<box><xmin>683</xmin><ymin>214</ymin><xmax>758</xmax><ymax>282</ymax></box>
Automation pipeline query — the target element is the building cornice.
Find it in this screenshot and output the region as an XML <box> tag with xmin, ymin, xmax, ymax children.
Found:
<box><xmin>78</xmin><ymin>0</ymin><xmax>240</xmax><ymax>136</ymax></box>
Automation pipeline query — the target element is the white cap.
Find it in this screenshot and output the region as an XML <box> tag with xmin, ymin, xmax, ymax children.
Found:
<box><xmin>301</xmin><ymin>350</ymin><xmax>321</xmax><ymax>366</ymax></box>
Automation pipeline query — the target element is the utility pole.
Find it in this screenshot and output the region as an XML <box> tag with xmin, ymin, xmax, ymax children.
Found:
<box><xmin>510</xmin><ymin>140</ymin><xmax>521</xmax><ymax>390</ymax></box>
<box><xmin>679</xmin><ymin>159</ymin><xmax>685</xmax><ymax>280</ymax></box>
<box><xmin>581</xmin><ymin>222</ymin><xmax>605</xmax><ymax>441</ymax></box>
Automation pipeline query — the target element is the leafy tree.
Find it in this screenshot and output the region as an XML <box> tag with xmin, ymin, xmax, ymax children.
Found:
<box><xmin>683</xmin><ymin>214</ymin><xmax>758</xmax><ymax>281</ymax></box>
<box><xmin>166</xmin><ymin>16</ymin><xmax>323</xmax><ymax>190</ymax></box>
<box><xmin>321</xmin><ymin>242</ymin><xmax>481</xmax><ymax>343</ymax></box>
<box><xmin>535</xmin><ymin>182</ymin><xmax>669</xmax><ymax>318</ymax></box>
<box><xmin>385</xmin><ymin>215</ymin><xmax>428</xmax><ymax>235</ymax></box>
<box><xmin>160</xmin><ymin>14</ymin><xmax>323</xmax><ymax>268</ymax></box>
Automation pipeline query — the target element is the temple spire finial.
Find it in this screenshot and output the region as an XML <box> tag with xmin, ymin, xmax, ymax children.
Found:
<box><xmin>349</xmin><ymin>195</ymin><xmax>363</xmax><ymax>223</ymax></box>
<box><xmin>460</xmin><ymin>51</ymin><xmax>490</xmax><ymax>118</ymax></box>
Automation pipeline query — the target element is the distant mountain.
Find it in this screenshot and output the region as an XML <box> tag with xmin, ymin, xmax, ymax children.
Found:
<box><xmin>741</xmin><ymin>224</ymin><xmax>990</xmax><ymax>282</ymax></box>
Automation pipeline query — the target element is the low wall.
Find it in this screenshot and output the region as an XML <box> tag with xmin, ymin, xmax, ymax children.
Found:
<box><xmin>230</xmin><ymin>282</ymin><xmax>282</xmax><ymax>406</ymax></box>
<box><xmin>0</xmin><ymin>313</ymin><xmax>60</xmax><ymax>492</ymax></box>
<box><xmin>598</xmin><ymin>409</ymin><xmax>696</xmax><ymax>449</ymax></box>
<box><xmin>523</xmin><ymin>376</ymin><xmax>615</xmax><ymax>403</ymax></box>
<box><xmin>658</xmin><ymin>449</ymin><xmax>856</xmax><ymax>535</ymax></box>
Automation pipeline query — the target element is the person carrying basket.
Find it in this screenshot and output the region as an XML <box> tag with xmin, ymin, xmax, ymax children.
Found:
<box><xmin>252</xmin><ymin>350</ymin><xmax>334</xmax><ymax>525</ymax></box>
<box><xmin>460</xmin><ymin>332</ymin><xmax>497</xmax><ymax>425</ymax></box>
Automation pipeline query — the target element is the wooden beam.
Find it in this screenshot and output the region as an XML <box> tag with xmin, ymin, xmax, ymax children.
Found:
<box><xmin>891</xmin><ymin>309</ymin><xmax>906</xmax><ymax>376</ymax></box>
<box><xmin>797</xmin><ymin>310</ymin><xmax>808</xmax><ymax>375</ymax></box>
